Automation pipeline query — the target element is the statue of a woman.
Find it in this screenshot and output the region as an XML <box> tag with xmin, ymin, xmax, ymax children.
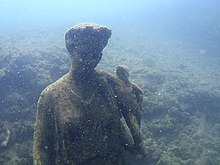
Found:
<box><xmin>33</xmin><ymin>23</ymin><xmax>146</xmax><ymax>165</ymax></box>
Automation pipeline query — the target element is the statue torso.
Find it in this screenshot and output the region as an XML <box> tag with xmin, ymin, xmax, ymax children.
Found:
<box><xmin>47</xmin><ymin>71</ymin><xmax>123</xmax><ymax>163</ymax></box>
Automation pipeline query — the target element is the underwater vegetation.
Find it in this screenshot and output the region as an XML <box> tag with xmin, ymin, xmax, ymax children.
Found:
<box><xmin>0</xmin><ymin>27</ymin><xmax>220</xmax><ymax>164</ymax></box>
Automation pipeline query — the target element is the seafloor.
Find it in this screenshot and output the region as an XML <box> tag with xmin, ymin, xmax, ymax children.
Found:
<box><xmin>0</xmin><ymin>27</ymin><xmax>220</xmax><ymax>165</ymax></box>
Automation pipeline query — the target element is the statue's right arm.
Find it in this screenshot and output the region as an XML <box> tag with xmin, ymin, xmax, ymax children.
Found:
<box><xmin>33</xmin><ymin>90</ymin><xmax>56</xmax><ymax>165</ymax></box>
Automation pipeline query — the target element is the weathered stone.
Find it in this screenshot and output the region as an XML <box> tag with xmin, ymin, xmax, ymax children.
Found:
<box><xmin>33</xmin><ymin>23</ymin><xmax>145</xmax><ymax>165</ymax></box>
<box><xmin>65</xmin><ymin>22</ymin><xmax>111</xmax><ymax>55</ymax></box>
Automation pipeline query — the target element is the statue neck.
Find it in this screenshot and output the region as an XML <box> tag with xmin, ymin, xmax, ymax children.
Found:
<box><xmin>71</xmin><ymin>67</ymin><xmax>95</xmax><ymax>84</ymax></box>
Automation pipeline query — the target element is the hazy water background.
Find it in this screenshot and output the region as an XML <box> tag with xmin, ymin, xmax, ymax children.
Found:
<box><xmin>1</xmin><ymin>0</ymin><xmax>220</xmax><ymax>54</ymax></box>
<box><xmin>1</xmin><ymin>0</ymin><xmax>220</xmax><ymax>48</ymax></box>
<box><xmin>1</xmin><ymin>0</ymin><xmax>220</xmax><ymax>164</ymax></box>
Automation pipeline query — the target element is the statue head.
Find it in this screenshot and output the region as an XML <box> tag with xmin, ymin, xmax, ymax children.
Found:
<box><xmin>65</xmin><ymin>23</ymin><xmax>112</xmax><ymax>73</ymax></box>
<box><xmin>116</xmin><ymin>65</ymin><xmax>130</xmax><ymax>84</ymax></box>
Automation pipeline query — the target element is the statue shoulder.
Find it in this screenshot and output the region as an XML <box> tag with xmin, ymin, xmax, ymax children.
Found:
<box><xmin>132</xmin><ymin>83</ymin><xmax>143</xmax><ymax>96</ymax></box>
<box><xmin>95</xmin><ymin>69</ymin><xmax>119</xmax><ymax>85</ymax></box>
<box><xmin>38</xmin><ymin>72</ymin><xmax>71</xmax><ymax>103</ymax></box>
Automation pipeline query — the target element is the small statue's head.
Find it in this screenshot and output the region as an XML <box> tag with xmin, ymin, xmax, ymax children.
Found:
<box><xmin>116</xmin><ymin>65</ymin><xmax>130</xmax><ymax>83</ymax></box>
<box><xmin>65</xmin><ymin>23</ymin><xmax>111</xmax><ymax>71</ymax></box>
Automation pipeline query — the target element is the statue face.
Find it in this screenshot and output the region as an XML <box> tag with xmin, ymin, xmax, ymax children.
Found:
<box><xmin>77</xmin><ymin>51</ymin><xmax>103</xmax><ymax>71</ymax></box>
<box><xmin>65</xmin><ymin>23</ymin><xmax>112</xmax><ymax>72</ymax></box>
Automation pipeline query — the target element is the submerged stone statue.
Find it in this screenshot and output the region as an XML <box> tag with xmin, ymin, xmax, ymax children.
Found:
<box><xmin>33</xmin><ymin>23</ymin><xmax>146</xmax><ymax>165</ymax></box>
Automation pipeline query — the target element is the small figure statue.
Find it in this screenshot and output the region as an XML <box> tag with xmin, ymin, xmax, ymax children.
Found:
<box><xmin>33</xmin><ymin>23</ymin><xmax>145</xmax><ymax>165</ymax></box>
<box><xmin>116</xmin><ymin>64</ymin><xmax>144</xmax><ymax>125</ymax></box>
<box><xmin>115</xmin><ymin>65</ymin><xmax>145</xmax><ymax>156</ymax></box>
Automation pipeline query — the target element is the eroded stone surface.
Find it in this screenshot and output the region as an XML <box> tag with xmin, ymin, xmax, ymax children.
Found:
<box><xmin>65</xmin><ymin>23</ymin><xmax>112</xmax><ymax>55</ymax></box>
<box><xmin>33</xmin><ymin>23</ymin><xmax>145</xmax><ymax>165</ymax></box>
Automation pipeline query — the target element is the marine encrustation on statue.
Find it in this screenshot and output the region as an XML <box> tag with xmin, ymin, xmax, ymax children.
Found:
<box><xmin>33</xmin><ymin>23</ymin><xmax>146</xmax><ymax>165</ymax></box>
